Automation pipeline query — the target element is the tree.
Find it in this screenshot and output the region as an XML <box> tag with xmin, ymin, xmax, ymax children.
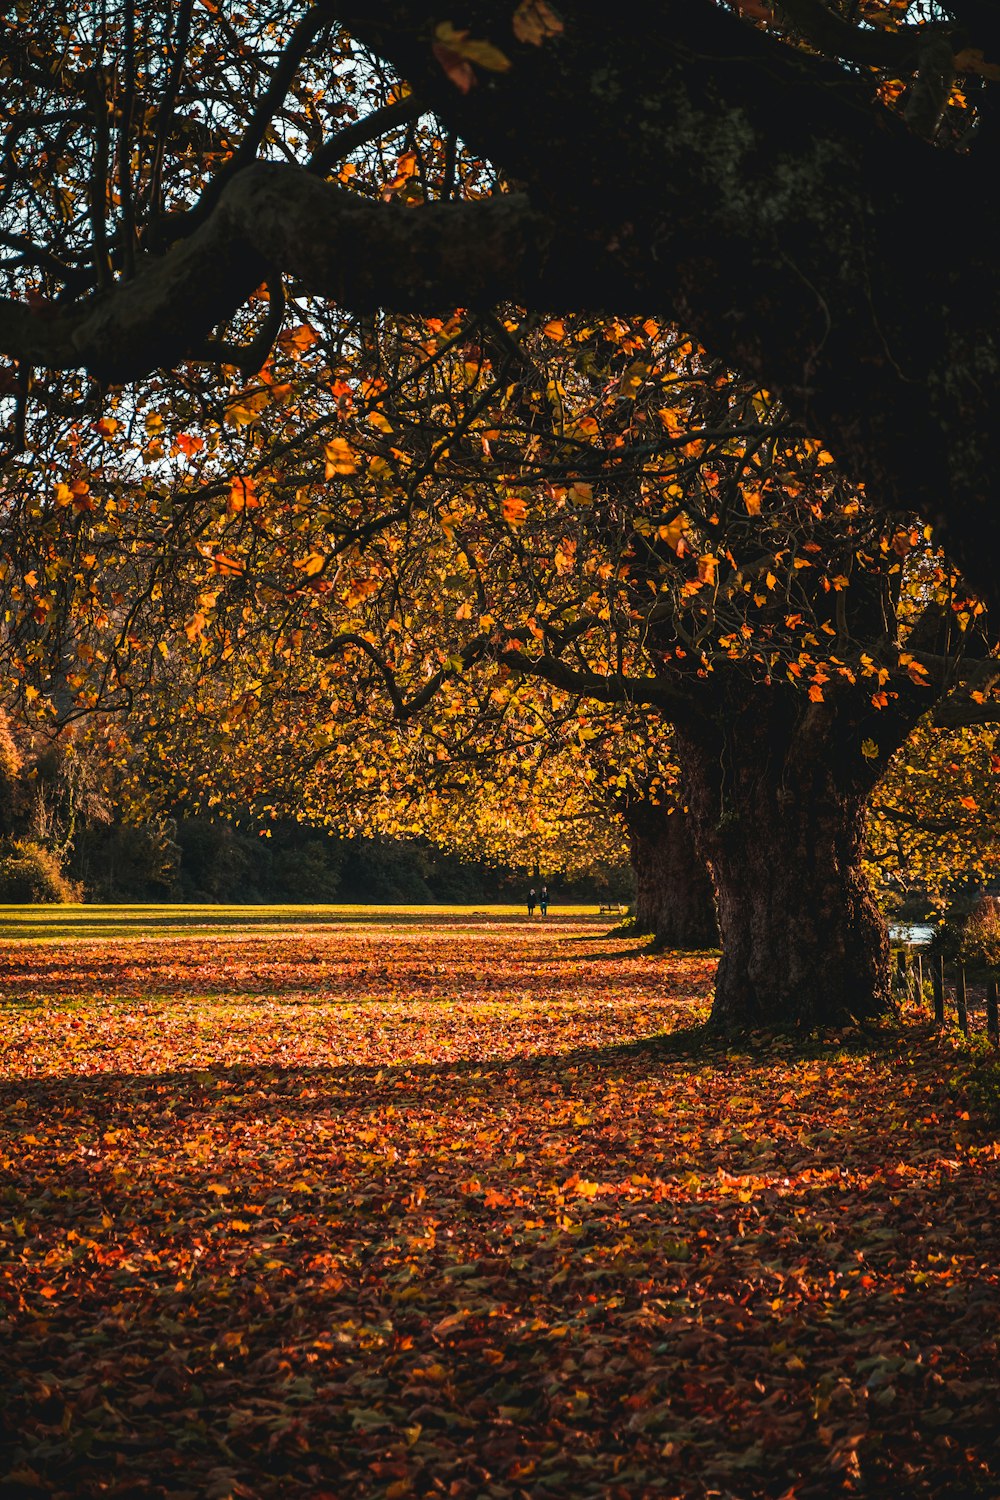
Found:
<box><xmin>6</xmin><ymin>109</ymin><xmax>998</xmax><ymax>1028</ymax></box>
<box><xmin>623</xmin><ymin>793</ymin><xmax>719</xmax><ymax>950</ymax></box>
<box><xmin>2</xmin><ymin>3</ymin><xmax>1000</xmax><ymax>601</ymax></box>
<box><xmin>866</xmin><ymin>720</ymin><xmax>1000</xmax><ymax>913</ymax></box>
<box><xmin>50</xmin><ymin>305</ymin><xmax>997</xmax><ymax>1026</ymax></box>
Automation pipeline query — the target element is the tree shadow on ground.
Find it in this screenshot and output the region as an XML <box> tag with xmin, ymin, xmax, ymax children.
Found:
<box><xmin>1</xmin><ymin>1026</ymin><xmax>996</xmax><ymax>1500</ymax></box>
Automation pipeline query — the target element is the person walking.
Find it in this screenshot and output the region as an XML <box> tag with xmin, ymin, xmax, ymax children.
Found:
<box><xmin>527</xmin><ymin>887</ymin><xmax>536</xmax><ymax>916</ymax></box>
<box><xmin>539</xmin><ymin>885</ymin><xmax>548</xmax><ymax>918</ymax></box>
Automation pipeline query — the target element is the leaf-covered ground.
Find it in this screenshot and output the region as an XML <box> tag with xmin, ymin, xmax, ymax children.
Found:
<box><xmin>2</xmin><ymin>915</ymin><xmax>999</xmax><ymax>1499</ymax></box>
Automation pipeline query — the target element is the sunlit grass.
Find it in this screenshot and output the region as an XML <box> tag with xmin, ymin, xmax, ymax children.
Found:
<box><xmin>0</xmin><ymin>901</ymin><xmax>606</xmax><ymax>943</ymax></box>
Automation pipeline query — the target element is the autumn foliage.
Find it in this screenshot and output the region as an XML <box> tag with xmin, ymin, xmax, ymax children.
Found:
<box><xmin>2</xmin><ymin>914</ymin><xmax>999</xmax><ymax>1497</ymax></box>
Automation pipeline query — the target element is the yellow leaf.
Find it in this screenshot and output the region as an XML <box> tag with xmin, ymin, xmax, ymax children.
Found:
<box><xmin>224</xmin><ymin>403</ymin><xmax>254</xmax><ymax>429</ymax></box>
<box><xmin>435</xmin><ymin>21</ymin><xmax>511</xmax><ymax>72</ymax></box>
<box><xmin>619</xmin><ymin>359</ymin><xmax>649</xmax><ymax>398</ymax></box>
<box><xmin>295</xmin><ymin>552</ymin><xmax>327</xmax><ymax>578</ymax></box>
<box><xmin>324</xmin><ymin>437</ymin><xmax>358</xmax><ymax>476</ymax></box>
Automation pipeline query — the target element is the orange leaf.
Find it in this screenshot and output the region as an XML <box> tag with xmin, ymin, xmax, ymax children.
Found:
<box><xmin>503</xmin><ymin>493</ymin><xmax>528</xmax><ymax>527</ymax></box>
<box><xmin>324</xmin><ymin>437</ymin><xmax>358</xmax><ymax>476</ymax></box>
<box><xmin>432</xmin><ymin>42</ymin><xmax>477</xmax><ymax>91</ymax></box>
<box><xmin>513</xmin><ymin>1</ymin><xmax>564</xmax><ymax>46</ymax></box>
<box><xmin>228</xmin><ymin>474</ymin><xmax>258</xmax><ymax>513</ymax></box>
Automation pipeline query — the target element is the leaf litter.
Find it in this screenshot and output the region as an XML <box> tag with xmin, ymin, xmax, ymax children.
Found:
<box><xmin>1</xmin><ymin>918</ymin><xmax>998</xmax><ymax>1497</ymax></box>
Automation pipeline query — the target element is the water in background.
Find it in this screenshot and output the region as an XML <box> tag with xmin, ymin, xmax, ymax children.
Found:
<box><xmin>889</xmin><ymin>923</ymin><xmax>935</xmax><ymax>946</ymax></box>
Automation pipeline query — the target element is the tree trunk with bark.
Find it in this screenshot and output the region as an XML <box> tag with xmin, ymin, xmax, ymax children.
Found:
<box><xmin>625</xmin><ymin>797</ymin><xmax>718</xmax><ymax>949</ymax></box>
<box><xmin>673</xmin><ymin>684</ymin><xmax>916</xmax><ymax>1030</ymax></box>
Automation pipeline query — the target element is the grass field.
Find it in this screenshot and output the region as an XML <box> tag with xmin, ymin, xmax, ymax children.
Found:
<box><xmin>2</xmin><ymin>911</ymin><xmax>999</xmax><ymax>1498</ymax></box>
<box><xmin>0</xmin><ymin>902</ymin><xmax>606</xmax><ymax>944</ymax></box>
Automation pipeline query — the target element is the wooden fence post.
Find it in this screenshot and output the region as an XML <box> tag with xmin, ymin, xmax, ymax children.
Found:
<box><xmin>987</xmin><ymin>978</ymin><xmax>999</xmax><ymax>1047</ymax></box>
<box><xmin>957</xmin><ymin>962</ymin><xmax>969</xmax><ymax>1036</ymax></box>
<box><xmin>933</xmin><ymin>954</ymin><xmax>945</xmax><ymax>1027</ymax></box>
<box><xmin>916</xmin><ymin>953</ymin><xmax>924</xmax><ymax>1007</ymax></box>
<box><xmin>896</xmin><ymin>949</ymin><xmax>910</xmax><ymax>1001</ymax></box>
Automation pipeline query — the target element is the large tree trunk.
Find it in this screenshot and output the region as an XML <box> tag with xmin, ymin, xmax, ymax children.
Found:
<box><xmin>625</xmin><ymin>798</ymin><xmax>718</xmax><ymax>949</ymax></box>
<box><xmin>673</xmin><ymin>689</ymin><xmax>906</xmax><ymax>1030</ymax></box>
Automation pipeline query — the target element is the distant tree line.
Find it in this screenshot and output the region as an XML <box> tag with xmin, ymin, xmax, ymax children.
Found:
<box><xmin>0</xmin><ymin>709</ymin><xmax>629</xmax><ymax>905</ymax></box>
<box><xmin>73</xmin><ymin>815</ymin><xmax>626</xmax><ymax>906</ymax></box>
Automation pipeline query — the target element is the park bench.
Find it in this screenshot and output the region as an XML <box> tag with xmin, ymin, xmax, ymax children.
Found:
<box><xmin>599</xmin><ymin>901</ymin><xmax>626</xmax><ymax>917</ymax></box>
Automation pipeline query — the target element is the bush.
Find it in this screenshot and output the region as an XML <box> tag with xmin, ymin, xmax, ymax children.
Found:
<box><xmin>0</xmin><ymin>840</ymin><xmax>78</xmax><ymax>903</ymax></box>
<box><xmin>266</xmin><ymin>840</ymin><xmax>342</xmax><ymax>902</ymax></box>
<box><xmin>73</xmin><ymin>821</ymin><xmax>180</xmax><ymax>901</ymax></box>
<box><xmin>954</xmin><ymin>896</ymin><xmax>1000</xmax><ymax>970</ymax></box>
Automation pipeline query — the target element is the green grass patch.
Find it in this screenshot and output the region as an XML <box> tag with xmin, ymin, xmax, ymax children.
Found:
<box><xmin>0</xmin><ymin>901</ymin><xmax>605</xmax><ymax>943</ymax></box>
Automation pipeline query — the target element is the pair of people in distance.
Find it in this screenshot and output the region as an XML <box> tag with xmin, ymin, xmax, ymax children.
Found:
<box><xmin>527</xmin><ymin>887</ymin><xmax>548</xmax><ymax>917</ymax></box>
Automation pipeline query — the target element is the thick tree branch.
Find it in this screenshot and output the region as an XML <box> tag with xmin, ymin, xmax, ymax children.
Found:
<box><xmin>931</xmin><ymin>700</ymin><xmax>1000</xmax><ymax>726</ymax></box>
<box><xmin>497</xmin><ymin>648</ymin><xmax>687</xmax><ymax>714</ymax></box>
<box><xmin>932</xmin><ymin>667</ymin><xmax>1000</xmax><ymax>724</ymax></box>
<box><xmin>876</xmin><ymin>803</ymin><xmax>968</xmax><ymax>834</ymax></box>
<box><xmin>306</xmin><ymin>96</ymin><xmax>422</xmax><ymax>177</ymax></box>
<box><xmin>0</xmin><ymin>165</ymin><xmax>555</xmax><ymax>383</ymax></box>
<box><xmin>334</xmin><ymin>2</ymin><xmax>1000</xmax><ymax>608</ymax></box>
<box><xmin>315</xmin><ymin>630</ymin><xmax>491</xmax><ymax>718</ymax></box>
<box><xmin>5</xmin><ymin>0</ymin><xmax>1000</xmax><ymax>608</ymax></box>
<box><xmin>776</xmin><ymin>0</ymin><xmax>951</xmax><ymax>70</ymax></box>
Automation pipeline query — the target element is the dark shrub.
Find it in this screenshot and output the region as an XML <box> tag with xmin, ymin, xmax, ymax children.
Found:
<box><xmin>0</xmin><ymin>840</ymin><xmax>78</xmax><ymax>903</ymax></box>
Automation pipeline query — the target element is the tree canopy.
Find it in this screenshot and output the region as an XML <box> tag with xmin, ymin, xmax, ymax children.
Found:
<box><xmin>4</xmin><ymin>0</ymin><xmax>1000</xmax><ymax>1029</ymax></box>
<box><xmin>2</xmin><ymin>2</ymin><xmax>1000</xmax><ymax>600</ymax></box>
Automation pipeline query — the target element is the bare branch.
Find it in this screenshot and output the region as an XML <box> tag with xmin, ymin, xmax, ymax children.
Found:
<box><xmin>307</xmin><ymin>96</ymin><xmax>422</xmax><ymax>178</ymax></box>
<box><xmin>315</xmin><ymin>631</ymin><xmax>491</xmax><ymax>718</ymax></box>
